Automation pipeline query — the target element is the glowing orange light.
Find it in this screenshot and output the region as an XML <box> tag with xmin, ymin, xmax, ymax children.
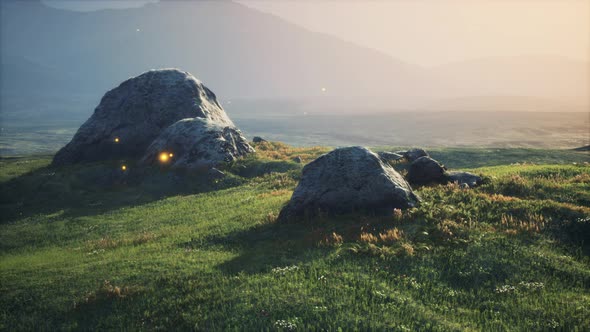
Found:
<box><xmin>114</xmin><ymin>137</ymin><xmax>120</xmax><ymax>143</ymax></box>
<box><xmin>121</xmin><ymin>165</ymin><xmax>127</xmax><ymax>171</ymax></box>
<box><xmin>159</xmin><ymin>152</ymin><xmax>169</xmax><ymax>163</ymax></box>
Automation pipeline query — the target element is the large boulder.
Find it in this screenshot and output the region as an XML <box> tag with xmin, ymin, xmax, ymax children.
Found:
<box><xmin>404</xmin><ymin>148</ymin><xmax>429</xmax><ymax>162</ymax></box>
<box><xmin>140</xmin><ymin>118</ymin><xmax>254</xmax><ymax>169</ymax></box>
<box><xmin>408</xmin><ymin>156</ymin><xmax>446</xmax><ymax>185</ymax></box>
<box><xmin>278</xmin><ymin>147</ymin><xmax>419</xmax><ymax>220</ymax></box>
<box><xmin>52</xmin><ymin>69</ymin><xmax>234</xmax><ymax>165</ymax></box>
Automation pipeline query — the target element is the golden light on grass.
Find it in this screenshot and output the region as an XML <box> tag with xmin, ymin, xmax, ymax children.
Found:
<box><xmin>121</xmin><ymin>165</ymin><xmax>127</xmax><ymax>171</ymax></box>
<box><xmin>159</xmin><ymin>152</ymin><xmax>170</xmax><ymax>163</ymax></box>
<box><xmin>114</xmin><ymin>137</ymin><xmax>120</xmax><ymax>143</ymax></box>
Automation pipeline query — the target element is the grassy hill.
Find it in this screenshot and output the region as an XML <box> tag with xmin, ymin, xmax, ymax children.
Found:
<box><xmin>0</xmin><ymin>143</ymin><xmax>589</xmax><ymax>330</ymax></box>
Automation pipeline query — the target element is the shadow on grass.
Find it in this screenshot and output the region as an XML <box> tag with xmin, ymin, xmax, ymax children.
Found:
<box><xmin>0</xmin><ymin>157</ymin><xmax>300</xmax><ymax>224</ymax></box>
<box><xmin>191</xmin><ymin>214</ymin><xmax>402</xmax><ymax>275</ymax></box>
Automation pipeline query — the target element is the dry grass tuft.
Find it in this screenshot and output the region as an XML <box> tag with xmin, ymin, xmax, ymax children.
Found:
<box><xmin>359</xmin><ymin>232</ymin><xmax>378</xmax><ymax>244</ymax></box>
<box><xmin>253</xmin><ymin>141</ymin><xmax>329</xmax><ymax>162</ymax></box>
<box><xmin>257</xmin><ymin>189</ymin><xmax>292</xmax><ymax>199</ymax></box>
<box><xmin>378</xmin><ymin>228</ymin><xmax>404</xmax><ymax>244</ymax></box>
<box><xmin>392</xmin><ymin>208</ymin><xmax>403</xmax><ymax>221</ymax></box>
<box><xmin>400</xmin><ymin>243</ymin><xmax>415</xmax><ymax>256</ymax></box>
<box><xmin>318</xmin><ymin>232</ymin><xmax>344</xmax><ymax>247</ymax></box>
<box><xmin>570</xmin><ymin>173</ymin><xmax>590</xmax><ymax>183</ymax></box>
<box><xmin>500</xmin><ymin>213</ymin><xmax>547</xmax><ymax>234</ymax></box>
<box><xmin>76</xmin><ymin>280</ymin><xmax>136</xmax><ymax>308</ymax></box>
<box><xmin>263</xmin><ymin>212</ymin><xmax>278</xmax><ymax>224</ymax></box>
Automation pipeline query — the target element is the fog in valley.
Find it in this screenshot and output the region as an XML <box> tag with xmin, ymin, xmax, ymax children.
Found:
<box><xmin>1</xmin><ymin>0</ymin><xmax>588</xmax><ymax>155</ymax></box>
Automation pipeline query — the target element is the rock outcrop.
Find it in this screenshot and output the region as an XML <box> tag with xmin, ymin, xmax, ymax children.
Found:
<box><xmin>279</xmin><ymin>146</ymin><xmax>419</xmax><ymax>220</ymax></box>
<box><xmin>407</xmin><ymin>156</ymin><xmax>446</xmax><ymax>185</ymax></box>
<box><xmin>52</xmin><ymin>69</ymin><xmax>238</xmax><ymax>166</ymax></box>
<box><xmin>140</xmin><ymin>118</ymin><xmax>254</xmax><ymax>169</ymax></box>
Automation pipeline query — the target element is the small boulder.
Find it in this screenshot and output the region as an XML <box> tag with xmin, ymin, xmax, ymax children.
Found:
<box><xmin>140</xmin><ymin>118</ymin><xmax>254</xmax><ymax>169</ymax></box>
<box><xmin>408</xmin><ymin>156</ymin><xmax>446</xmax><ymax>185</ymax></box>
<box><xmin>292</xmin><ymin>156</ymin><xmax>303</xmax><ymax>163</ymax></box>
<box><xmin>404</xmin><ymin>148</ymin><xmax>429</xmax><ymax>162</ymax></box>
<box><xmin>446</xmin><ymin>171</ymin><xmax>482</xmax><ymax>188</ymax></box>
<box><xmin>377</xmin><ymin>151</ymin><xmax>404</xmax><ymax>163</ymax></box>
<box><xmin>253</xmin><ymin>136</ymin><xmax>267</xmax><ymax>143</ymax></box>
<box><xmin>278</xmin><ymin>146</ymin><xmax>419</xmax><ymax>220</ymax></box>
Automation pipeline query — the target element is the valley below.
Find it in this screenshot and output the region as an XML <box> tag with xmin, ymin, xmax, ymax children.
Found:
<box><xmin>1</xmin><ymin>105</ymin><xmax>588</xmax><ymax>156</ymax></box>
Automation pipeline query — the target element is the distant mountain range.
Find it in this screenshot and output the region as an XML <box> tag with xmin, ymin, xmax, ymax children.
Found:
<box><xmin>1</xmin><ymin>0</ymin><xmax>588</xmax><ymax>116</ymax></box>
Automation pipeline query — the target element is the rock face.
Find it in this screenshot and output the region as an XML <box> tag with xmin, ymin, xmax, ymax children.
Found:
<box><xmin>140</xmin><ymin>118</ymin><xmax>254</xmax><ymax>169</ymax></box>
<box><xmin>404</xmin><ymin>148</ymin><xmax>429</xmax><ymax>162</ymax></box>
<box><xmin>279</xmin><ymin>147</ymin><xmax>419</xmax><ymax>220</ymax></box>
<box><xmin>252</xmin><ymin>136</ymin><xmax>267</xmax><ymax>143</ymax></box>
<box><xmin>378</xmin><ymin>151</ymin><xmax>404</xmax><ymax>163</ymax></box>
<box><xmin>52</xmin><ymin>69</ymin><xmax>235</xmax><ymax>166</ymax></box>
<box><xmin>408</xmin><ymin>156</ymin><xmax>446</xmax><ymax>185</ymax></box>
<box><xmin>446</xmin><ymin>171</ymin><xmax>482</xmax><ymax>188</ymax></box>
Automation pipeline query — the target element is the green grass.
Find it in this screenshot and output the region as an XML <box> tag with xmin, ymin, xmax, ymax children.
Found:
<box><xmin>0</xmin><ymin>145</ymin><xmax>589</xmax><ymax>330</ymax></box>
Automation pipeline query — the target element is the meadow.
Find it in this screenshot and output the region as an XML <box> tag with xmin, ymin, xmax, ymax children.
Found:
<box><xmin>0</xmin><ymin>143</ymin><xmax>589</xmax><ymax>330</ymax></box>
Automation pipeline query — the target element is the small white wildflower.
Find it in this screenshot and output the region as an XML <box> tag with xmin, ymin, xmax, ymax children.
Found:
<box><xmin>274</xmin><ymin>318</ymin><xmax>299</xmax><ymax>331</ymax></box>
<box><xmin>546</xmin><ymin>319</ymin><xmax>559</xmax><ymax>329</ymax></box>
<box><xmin>373</xmin><ymin>290</ymin><xmax>386</xmax><ymax>298</ymax></box>
<box><xmin>494</xmin><ymin>285</ymin><xmax>516</xmax><ymax>294</ymax></box>
<box><xmin>518</xmin><ymin>281</ymin><xmax>544</xmax><ymax>290</ymax></box>
<box><xmin>271</xmin><ymin>265</ymin><xmax>299</xmax><ymax>276</ymax></box>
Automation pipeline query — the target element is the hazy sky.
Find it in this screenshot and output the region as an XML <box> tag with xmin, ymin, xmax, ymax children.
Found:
<box><xmin>239</xmin><ymin>0</ymin><xmax>589</xmax><ymax>66</ymax></box>
<box><xmin>43</xmin><ymin>0</ymin><xmax>589</xmax><ymax>66</ymax></box>
<box><xmin>42</xmin><ymin>0</ymin><xmax>158</xmax><ymax>11</ymax></box>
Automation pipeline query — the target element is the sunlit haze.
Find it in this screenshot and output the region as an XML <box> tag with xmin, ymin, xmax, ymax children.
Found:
<box><xmin>239</xmin><ymin>0</ymin><xmax>589</xmax><ymax>66</ymax></box>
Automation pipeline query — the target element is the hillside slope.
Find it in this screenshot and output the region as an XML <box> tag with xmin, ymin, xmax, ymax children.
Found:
<box><xmin>1</xmin><ymin>145</ymin><xmax>589</xmax><ymax>330</ymax></box>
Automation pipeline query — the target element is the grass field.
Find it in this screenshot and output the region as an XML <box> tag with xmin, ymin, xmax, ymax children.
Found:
<box><xmin>0</xmin><ymin>143</ymin><xmax>589</xmax><ymax>330</ymax></box>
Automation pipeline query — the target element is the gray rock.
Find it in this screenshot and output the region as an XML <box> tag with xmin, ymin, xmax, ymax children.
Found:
<box><xmin>207</xmin><ymin>167</ymin><xmax>226</xmax><ymax>179</ymax></box>
<box><xmin>52</xmin><ymin>69</ymin><xmax>234</xmax><ymax>165</ymax></box>
<box><xmin>140</xmin><ymin>118</ymin><xmax>254</xmax><ymax>169</ymax></box>
<box><xmin>278</xmin><ymin>146</ymin><xmax>419</xmax><ymax>220</ymax></box>
<box><xmin>377</xmin><ymin>151</ymin><xmax>404</xmax><ymax>163</ymax></box>
<box><xmin>404</xmin><ymin>148</ymin><xmax>429</xmax><ymax>162</ymax></box>
<box><xmin>408</xmin><ymin>156</ymin><xmax>446</xmax><ymax>185</ymax></box>
<box><xmin>292</xmin><ymin>156</ymin><xmax>303</xmax><ymax>163</ymax></box>
<box><xmin>446</xmin><ymin>171</ymin><xmax>482</xmax><ymax>188</ymax></box>
<box><xmin>253</xmin><ymin>136</ymin><xmax>267</xmax><ymax>143</ymax></box>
